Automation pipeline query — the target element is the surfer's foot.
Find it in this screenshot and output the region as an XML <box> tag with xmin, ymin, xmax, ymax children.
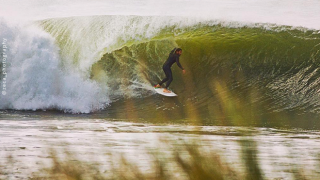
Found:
<box><xmin>155</xmin><ymin>84</ymin><xmax>161</xmax><ymax>88</ymax></box>
<box><xmin>163</xmin><ymin>88</ymin><xmax>171</xmax><ymax>93</ymax></box>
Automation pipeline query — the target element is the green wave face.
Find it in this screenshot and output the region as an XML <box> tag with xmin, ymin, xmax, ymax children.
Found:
<box><xmin>39</xmin><ymin>16</ymin><xmax>320</xmax><ymax>127</ymax></box>
<box><xmin>90</xmin><ymin>24</ymin><xmax>320</xmax><ymax>126</ymax></box>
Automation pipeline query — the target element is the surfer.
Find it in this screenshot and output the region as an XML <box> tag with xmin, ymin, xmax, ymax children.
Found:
<box><xmin>155</xmin><ymin>48</ymin><xmax>185</xmax><ymax>93</ymax></box>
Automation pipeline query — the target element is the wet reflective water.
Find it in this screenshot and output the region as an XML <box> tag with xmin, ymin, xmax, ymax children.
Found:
<box><xmin>1</xmin><ymin>119</ymin><xmax>320</xmax><ymax>179</ymax></box>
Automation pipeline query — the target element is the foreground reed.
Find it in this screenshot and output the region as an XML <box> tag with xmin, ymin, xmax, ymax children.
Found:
<box><xmin>1</xmin><ymin>138</ymin><xmax>315</xmax><ymax>180</ymax></box>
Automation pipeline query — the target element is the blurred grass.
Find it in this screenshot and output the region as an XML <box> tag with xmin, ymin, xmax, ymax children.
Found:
<box><xmin>1</xmin><ymin>139</ymin><xmax>319</xmax><ymax>180</ymax></box>
<box><xmin>27</xmin><ymin>145</ymin><xmax>241</xmax><ymax>180</ymax></box>
<box><xmin>31</xmin><ymin>146</ymin><xmax>242</xmax><ymax>180</ymax></box>
<box><xmin>0</xmin><ymin>142</ymin><xmax>248</xmax><ymax>180</ymax></box>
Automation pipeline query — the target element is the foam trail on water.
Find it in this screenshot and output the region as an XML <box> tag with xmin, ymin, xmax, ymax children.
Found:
<box><xmin>0</xmin><ymin>20</ymin><xmax>110</xmax><ymax>113</ymax></box>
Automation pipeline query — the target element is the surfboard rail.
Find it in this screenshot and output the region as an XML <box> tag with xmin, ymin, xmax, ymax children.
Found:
<box><xmin>154</xmin><ymin>88</ymin><xmax>177</xmax><ymax>97</ymax></box>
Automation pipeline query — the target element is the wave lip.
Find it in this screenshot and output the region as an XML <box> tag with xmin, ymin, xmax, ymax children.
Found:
<box><xmin>1</xmin><ymin>0</ymin><xmax>320</xmax><ymax>30</ymax></box>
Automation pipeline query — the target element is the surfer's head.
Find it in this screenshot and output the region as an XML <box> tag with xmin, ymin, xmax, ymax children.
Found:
<box><xmin>170</xmin><ymin>48</ymin><xmax>182</xmax><ymax>55</ymax></box>
<box><xmin>175</xmin><ymin>48</ymin><xmax>182</xmax><ymax>55</ymax></box>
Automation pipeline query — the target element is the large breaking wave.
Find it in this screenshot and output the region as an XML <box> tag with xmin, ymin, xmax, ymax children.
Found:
<box><xmin>1</xmin><ymin>15</ymin><xmax>320</xmax><ymax>115</ymax></box>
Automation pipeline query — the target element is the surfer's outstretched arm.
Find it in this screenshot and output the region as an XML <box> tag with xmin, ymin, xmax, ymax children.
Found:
<box><xmin>176</xmin><ymin>56</ymin><xmax>184</xmax><ymax>70</ymax></box>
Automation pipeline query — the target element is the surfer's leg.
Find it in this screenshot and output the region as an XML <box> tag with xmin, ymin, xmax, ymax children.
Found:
<box><xmin>165</xmin><ymin>68</ymin><xmax>173</xmax><ymax>89</ymax></box>
<box><xmin>159</xmin><ymin>66</ymin><xmax>170</xmax><ymax>86</ymax></box>
<box><xmin>159</xmin><ymin>77</ymin><xmax>168</xmax><ymax>86</ymax></box>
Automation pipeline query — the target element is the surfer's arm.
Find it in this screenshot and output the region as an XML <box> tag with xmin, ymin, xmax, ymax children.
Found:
<box><xmin>176</xmin><ymin>56</ymin><xmax>184</xmax><ymax>70</ymax></box>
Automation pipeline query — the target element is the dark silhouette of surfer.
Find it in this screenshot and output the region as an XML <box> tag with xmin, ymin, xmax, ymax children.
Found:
<box><xmin>155</xmin><ymin>48</ymin><xmax>185</xmax><ymax>93</ymax></box>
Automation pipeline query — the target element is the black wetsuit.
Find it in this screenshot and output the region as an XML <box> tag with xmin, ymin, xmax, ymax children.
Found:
<box><xmin>158</xmin><ymin>51</ymin><xmax>184</xmax><ymax>88</ymax></box>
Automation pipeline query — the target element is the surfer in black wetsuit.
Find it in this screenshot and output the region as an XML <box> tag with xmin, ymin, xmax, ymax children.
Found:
<box><xmin>155</xmin><ymin>48</ymin><xmax>186</xmax><ymax>93</ymax></box>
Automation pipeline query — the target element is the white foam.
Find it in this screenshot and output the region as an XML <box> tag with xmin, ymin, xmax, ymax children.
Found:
<box><xmin>0</xmin><ymin>20</ymin><xmax>110</xmax><ymax>113</ymax></box>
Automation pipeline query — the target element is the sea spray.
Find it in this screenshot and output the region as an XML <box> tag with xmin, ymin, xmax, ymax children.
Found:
<box><xmin>0</xmin><ymin>20</ymin><xmax>110</xmax><ymax>113</ymax></box>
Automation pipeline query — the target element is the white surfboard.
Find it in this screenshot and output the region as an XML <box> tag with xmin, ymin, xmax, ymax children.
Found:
<box><xmin>154</xmin><ymin>88</ymin><xmax>177</xmax><ymax>97</ymax></box>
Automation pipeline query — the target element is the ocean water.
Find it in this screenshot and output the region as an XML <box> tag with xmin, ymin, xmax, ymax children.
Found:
<box><xmin>0</xmin><ymin>2</ymin><xmax>320</xmax><ymax>127</ymax></box>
